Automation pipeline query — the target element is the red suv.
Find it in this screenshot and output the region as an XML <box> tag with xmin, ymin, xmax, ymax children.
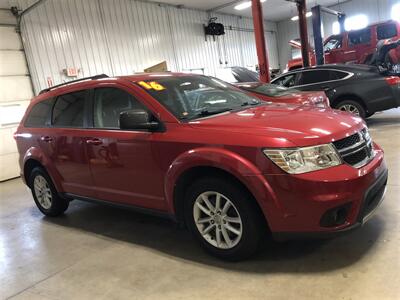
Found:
<box><xmin>288</xmin><ymin>20</ymin><xmax>400</xmax><ymax>71</ymax></box>
<box><xmin>15</xmin><ymin>73</ymin><xmax>388</xmax><ymax>261</ymax></box>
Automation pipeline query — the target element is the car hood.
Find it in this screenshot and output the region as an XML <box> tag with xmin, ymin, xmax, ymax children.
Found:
<box><xmin>188</xmin><ymin>104</ymin><xmax>365</xmax><ymax>147</ymax></box>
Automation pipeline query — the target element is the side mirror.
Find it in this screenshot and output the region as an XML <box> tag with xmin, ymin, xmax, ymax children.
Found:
<box><xmin>119</xmin><ymin>109</ymin><xmax>160</xmax><ymax>131</ymax></box>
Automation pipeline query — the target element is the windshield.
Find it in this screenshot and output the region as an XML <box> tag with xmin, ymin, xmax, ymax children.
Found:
<box><xmin>136</xmin><ymin>75</ymin><xmax>261</xmax><ymax>120</ymax></box>
<box><xmin>323</xmin><ymin>35</ymin><xmax>342</xmax><ymax>52</ymax></box>
<box><xmin>240</xmin><ymin>83</ymin><xmax>300</xmax><ymax>97</ymax></box>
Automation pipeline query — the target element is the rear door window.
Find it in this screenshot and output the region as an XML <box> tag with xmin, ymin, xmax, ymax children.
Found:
<box><xmin>24</xmin><ymin>98</ymin><xmax>54</xmax><ymax>127</ymax></box>
<box><xmin>348</xmin><ymin>28</ymin><xmax>371</xmax><ymax>47</ymax></box>
<box><xmin>297</xmin><ymin>70</ymin><xmax>330</xmax><ymax>85</ymax></box>
<box><xmin>377</xmin><ymin>23</ymin><xmax>398</xmax><ymax>40</ymax></box>
<box><xmin>52</xmin><ymin>91</ymin><xmax>86</xmax><ymax>127</ymax></box>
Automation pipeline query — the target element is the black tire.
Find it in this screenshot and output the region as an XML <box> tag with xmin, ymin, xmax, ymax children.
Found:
<box><xmin>29</xmin><ymin>167</ymin><xmax>69</xmax><ymax>216</ymax></box>
<box><xmin>184</xmin><ymin>177</ymin><xmax>264</xmax><ymax>261</ymax></box>
<box><xmin>335</xmin><ymin>100</ymin><xmax>366</xmax><ymax>119</ymax></box>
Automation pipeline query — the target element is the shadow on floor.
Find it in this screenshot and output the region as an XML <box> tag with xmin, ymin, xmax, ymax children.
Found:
<box><xmin>367</xmin><ymin>110</ymin><xmax>400</xmax><ymax>127</ymax></box>
<box><xmin>40</xmin><ymin>199</ymin><xmax>384</xmax><ymax>274</ymax></box>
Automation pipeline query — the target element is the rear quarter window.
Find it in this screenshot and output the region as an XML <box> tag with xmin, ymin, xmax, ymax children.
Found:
<box><xmin>377</xmin><ymin>23</ymin><xmax>398</xmax><ymax>40</ymax></box>
<box><xmin>329</xmin><ymin>71</ymin><xmax>349</xmax><ymax>80</ymax></box>
<box><xmin>24</xmin><ymin>98</ymin><xmax>54</xmax><ymax>127</ymax></box>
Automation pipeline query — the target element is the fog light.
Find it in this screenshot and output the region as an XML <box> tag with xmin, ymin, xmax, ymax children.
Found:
<box><xmin>320</xmin><ymin>204</ymin><xmax>351</xmax><ymax>227</ymax></box>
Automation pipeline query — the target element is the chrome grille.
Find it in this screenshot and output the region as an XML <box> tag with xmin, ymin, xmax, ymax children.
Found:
<box><xmin>332</xmin><ymin>129</ymin><xmax>374</xmax><ymax>168</ymax></box>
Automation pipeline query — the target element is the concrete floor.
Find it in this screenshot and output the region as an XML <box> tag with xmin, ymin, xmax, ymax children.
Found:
<box><xmin>1</xmin><ymin>109</ymin><xmax>399</xmax><ymax>300</ymax></box>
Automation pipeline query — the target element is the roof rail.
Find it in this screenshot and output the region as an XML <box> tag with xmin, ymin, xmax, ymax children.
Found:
<box><xmin>39</xmin><ymin>74</ymin><xmax>109</xmax><ymax>95</ymax></box>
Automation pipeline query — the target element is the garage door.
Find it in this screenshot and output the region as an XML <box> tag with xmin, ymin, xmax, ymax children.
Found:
<box><xmin>0</xmin><ymin>10</ymin><xmax>33</xmax><ymax>181</ymax></box>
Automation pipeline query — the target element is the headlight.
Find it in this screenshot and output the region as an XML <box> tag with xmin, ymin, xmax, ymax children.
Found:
<box><xmin>311</xmin><ymin>95</ymin><xmax>330</xmax><ymax>108</ymax></box>
<box><xmin>263</xmin><ymin>144</ymin><xmax>342</xmax><ymax>174</ymax></box>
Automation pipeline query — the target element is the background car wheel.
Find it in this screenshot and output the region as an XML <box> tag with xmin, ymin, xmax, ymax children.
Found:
<box><xmin>184</xmin><ymin>177</ymin><xmax>264</xmax><ymax>261</ymax></box>
<box><xmin>335</xmin><ymin>100</ymin><xmax>366</xmax><ymax>119</ymax></box>
<box><xmin>29</xmin><ymin>167</ymin><xmax>69</xmax><ymax>216</ymax></box>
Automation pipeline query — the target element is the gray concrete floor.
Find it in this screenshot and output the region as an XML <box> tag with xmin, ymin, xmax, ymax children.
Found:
<box><xmin>1</xmin><ymin>109</ymin><xmax>399</xmax><ymax>300</ymax></box>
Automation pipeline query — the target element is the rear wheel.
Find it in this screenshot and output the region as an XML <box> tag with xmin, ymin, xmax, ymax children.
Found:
<box><xmin>30</xmin><ymin>167</ymin><xmax>69</xmax><ymax>216</ymax></box>
<box><xmin>335</xmin><ymin>100</ymin><xmax>366</xmax><ymax>119</ymax></box>
<box><xmin>184</xmin><ymin>177</ymin><xmax>264</xmax><ymax>261</ymax></box>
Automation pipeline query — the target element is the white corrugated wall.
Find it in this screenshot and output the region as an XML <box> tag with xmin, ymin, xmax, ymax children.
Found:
<box><xmin>0</xmin><ymin>7</ymin><xmax>34</xmax><ymax>181</ymax></box>
<box><xmin>13</xmin><ymin>0</ymin><xmax>280</xmax><ymax>94</ymax></box>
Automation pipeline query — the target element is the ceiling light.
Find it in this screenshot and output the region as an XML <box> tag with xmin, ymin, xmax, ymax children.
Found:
<box><xmin>291</xmin><ymin>11</ymin><xmax>312</xmax><ymax>21</ymax></box>
<box><xmin>234</xmin><ymin>0</ymin><xmax>267</xmax><ymax>11</ymax></box>
<box><xmin>235</xmin><ymin>1</ymin><xmax>251</xmax><ymax>10</ymax></box>
<box><xmin>391</xmin><ymin>3</ymin><xmax>400</xmax><ymax>21</ymax></box>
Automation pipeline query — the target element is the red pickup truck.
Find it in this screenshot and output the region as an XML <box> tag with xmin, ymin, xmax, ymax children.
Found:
<box><xmin>287</xmin><ymin>20</ymin><xmax>400</xmax><ymax>71</ymax></box>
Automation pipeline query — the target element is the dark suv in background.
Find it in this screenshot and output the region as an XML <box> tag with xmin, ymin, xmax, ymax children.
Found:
<box><xmin>271</xmin><ymin>64</ymin><xmax>400</xmax><ymax>118</ymax></box>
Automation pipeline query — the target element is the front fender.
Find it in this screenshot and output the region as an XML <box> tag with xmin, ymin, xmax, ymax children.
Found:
<box><xmin>164</xmin><ymin>147</ymin><xmax>284</xmax><ymax>225</ymax></box>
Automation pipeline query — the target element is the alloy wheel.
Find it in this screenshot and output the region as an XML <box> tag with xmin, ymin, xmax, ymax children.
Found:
<box><xmin>33</xmin><ymin>175</ymin><xmax>52</xmax><ymax>209</ymax></box>
<box><xmin>193</xmin><ymin>191</ymin><xmax>243</xmax><ymax>249</ymax></box>
<box><xmin>339</xmin><ymin>104</ymin><xmax>360</xmax><ymax>116</ymax></box>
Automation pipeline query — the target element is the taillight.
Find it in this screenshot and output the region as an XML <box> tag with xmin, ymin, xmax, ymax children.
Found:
<box><xmin>385</xmin><ymin>76</ymin><xmax>400</xmax><ymax>86</ymax></box>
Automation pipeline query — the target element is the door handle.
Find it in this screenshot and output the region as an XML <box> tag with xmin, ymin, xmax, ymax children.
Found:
<box><xmin>40</xmin><ymin>136</ymin><xmax>53</xmax><ymax>142</ymax></box>
<box><xmin>86</xmin><ymin>138</ymin><xmax>103</xmax><ymax>145</ymax></box>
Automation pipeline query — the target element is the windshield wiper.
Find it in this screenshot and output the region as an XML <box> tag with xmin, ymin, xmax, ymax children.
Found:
<box><xmin>241</xmin><ymin>100</ymin><xmax>261</xmax><ymax>107</ymax></box>
<box><xmin>198</xmin><ymin>107</ymin><xmax>233</xmax><ymax>116</ymax></box>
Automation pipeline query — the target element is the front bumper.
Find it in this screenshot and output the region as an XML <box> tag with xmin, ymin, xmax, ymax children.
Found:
<box><xmin>257</xmin><ymin>145</ymin><xmax>388</xmax><ymax>238</ymax></box>
<box><xmin>272</xmin><ymin>168</ymin><xmax>387</xmax><ymax>241</ymax></box>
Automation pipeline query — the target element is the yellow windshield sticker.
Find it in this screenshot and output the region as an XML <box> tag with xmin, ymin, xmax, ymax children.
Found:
<box><xmin>138</xmin><ymin>81</ymin><xmax>165</xmax><ymax>91</ymax></box>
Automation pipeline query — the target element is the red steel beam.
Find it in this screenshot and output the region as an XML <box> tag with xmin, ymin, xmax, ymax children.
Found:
<box><xmin>251</xmin><ymin>0</ymin><xmax>270</xmax><ymax>83</ymax></box>
<box><xmin>296</xmin><ymin>0</ymin><xmax>310</xmax><ymax>67</ymax></box>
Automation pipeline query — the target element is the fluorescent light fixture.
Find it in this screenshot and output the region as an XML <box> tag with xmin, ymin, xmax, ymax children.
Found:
<box><xmin>234</xmin><ymin>0</ymin><xmax>266</xmax><ymax>11</ymax></box>
<box><xmin>235</xmin><ymin>1</ymin><xmax>251</xmax><ymax>10</ymax></box>
<box><xmin>291</xmin><ymin>11</ymin><xmax>312</xmax><ymax>21</ymax></box>
<box><xmin>344</xmin><ymin>14</ymin><xmax>368</xmax><ymax>31</ymax></box>
<box><xmin>392</xmin><ymin>3</ymin><xmax>400</xmax><ymax>21</ymax></box>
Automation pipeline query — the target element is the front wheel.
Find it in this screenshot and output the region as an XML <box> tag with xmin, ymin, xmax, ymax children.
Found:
<box><xmin>184</xmin><ymin>177</ymin><xmax>264</xmax><ymax>261</ymax></box>
<box><xmin>335</xmin><ymin>100</ymin><xmax>366</xmax><ymax>119</ymax></box>
<box><xmin>30</xmin><ymin>167</ymin><xmax>69</xmax><ymax>216</ymax></box>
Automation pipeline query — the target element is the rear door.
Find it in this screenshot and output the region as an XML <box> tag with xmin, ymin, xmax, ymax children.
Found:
<box><xmin>85</xmin><ymin>86</ymin><xmax>166</xmax><ymax>211</ymax></box>
<box><xmin>50</xmin><ymin>90</ymin><xmax>95</xmax><ymax>197</ymax></box>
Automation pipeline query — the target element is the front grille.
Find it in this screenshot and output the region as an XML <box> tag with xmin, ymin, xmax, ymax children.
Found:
<box><xmin>333</xmin><ymin>133</ymin><xmax>361</xmax><ymax>150</ymax></box>
<box><xmin>332</xmin><ymin>129</ymin><xmax>374</xmax><ymax>168</ymax></box>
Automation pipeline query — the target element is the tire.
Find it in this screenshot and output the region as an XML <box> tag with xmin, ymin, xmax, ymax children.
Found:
<box><xmin>29</xmin><ymin>167</ymin><xmax>69</xmax><ymax>217</ymax></box>
<box><xmin>184</xmin><ymin>177</ymin><xmax>264</xmax><ymax>261</ymax></box>
<box><xmin>335</xmin><ymin>100</ymin><xmax>366</xmax><ymax>119</ymax></box>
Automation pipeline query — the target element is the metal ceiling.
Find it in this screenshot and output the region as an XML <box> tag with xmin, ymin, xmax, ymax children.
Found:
<box><xmin>148</xmin><ymin>0</ymin><xmax>350</xmax><ymax>22</ymax></box>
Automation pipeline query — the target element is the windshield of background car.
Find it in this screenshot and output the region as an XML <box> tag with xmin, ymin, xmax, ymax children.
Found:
<box><xmin>135</xmin><ymin>76</ymin><xmax>261</xmax><ymax>120</ymax></box>
<box><xmin>241</xmin><ymin>83</ymin><xmax>300</xmax><ymax>97</ymax></box>
<box><xmin>323</xmin><ymin>35</ymin><xmax>343</xmax><ymax>52</ymax></box>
